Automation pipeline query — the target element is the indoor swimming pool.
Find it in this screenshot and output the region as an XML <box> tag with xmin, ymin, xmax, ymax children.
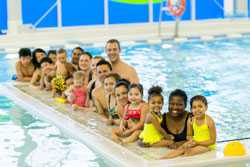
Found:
<box><xmin>1</xmin><ymin>36</ymin><xmax>250</xmax><ymax>166</ymax></box>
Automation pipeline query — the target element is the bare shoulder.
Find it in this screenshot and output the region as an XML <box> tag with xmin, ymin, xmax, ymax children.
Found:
<box><xmin>16</xmin><ymin>60</ymin><xmax>21</xmax><ymax>66</ymax></box>
<box><xmin>206</xmin><ymin>115</ymin><xmax>215</xmax><ymax>126</ymax></box>
<box><xmin>121</xmin><ymin>60</ymin><xmax>136</xmax><ymax>72</ymax></box>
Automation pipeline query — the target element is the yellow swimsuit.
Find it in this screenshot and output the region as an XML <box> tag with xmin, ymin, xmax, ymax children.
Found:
<box><xmin>192</xmin><ymin>116</ymin><xmax>216</xmax><ymax>150</ymax></box>
<box><xmin>139</xmin><ymin>112</ymin><xmax>163</xmax><ymax>145</ymax></box>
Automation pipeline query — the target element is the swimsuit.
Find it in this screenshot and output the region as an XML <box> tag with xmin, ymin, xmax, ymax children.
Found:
<box><xmin>139</xmin><ymin>112</ymin><xmax>164</xmax><ymax>144</ymax></box>
<box><xmin>124</xmin><ymin>103</ymin><xmax>142</xmax><ymax>122</ymax></box>
<box><xmin>107</xmin><ymin>95</ymin><xmax>119</xmax><ymax>119</ymax></box>
<box><xmin>72</xmin><ymin>86</ymin><xmax>87</xmax><ymax>107</ymax></box>
<box><xmin>192</xmin><ymin>116</ymin><xmax>216</xmax><ymax>150</ymax></box>
<box><xmin>161</xmin><ymin>112</ymin><xmax>190</xmax><ymax>142</ymax></box>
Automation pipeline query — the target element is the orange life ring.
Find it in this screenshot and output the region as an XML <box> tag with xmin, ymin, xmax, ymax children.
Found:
<box><xmin>168</xmin><ymin>0</ymin><xmax>186</xmax><ymax>17</ymax></box>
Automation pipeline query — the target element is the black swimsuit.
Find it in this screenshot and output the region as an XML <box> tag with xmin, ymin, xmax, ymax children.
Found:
<box><xmin>88</xmin><ymin>80</ymin><xmax>95</xmax><ymax>100</ymax></box>
<box><xmin>161</xmin><ymin>112</ymin><xmax>190</xmax><ymax>142</ymax></box>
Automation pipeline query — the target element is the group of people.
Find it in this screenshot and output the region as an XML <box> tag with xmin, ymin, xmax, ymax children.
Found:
<box><xmin>15</xmin><ymin>39</ymin><xmax>216</xmax><ymax>159</ymax></box>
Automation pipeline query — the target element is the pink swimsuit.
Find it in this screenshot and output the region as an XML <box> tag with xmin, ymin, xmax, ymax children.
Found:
<box><xmin>72</xmin><ymin>86</ymin><xmax>87</xmax><ymax>107</ymax></box>
<box><xmin>124</xmin><ymin>104</ymin><xmax>142</xmax><ymax>121</ymax></box>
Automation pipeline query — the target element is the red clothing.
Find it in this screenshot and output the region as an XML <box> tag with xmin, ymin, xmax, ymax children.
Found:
<box><xmin>72</xmin><ymin>86</ymin><xmax>87</xmax><ymax>107</ymax></box>
<box><xmin>124</xmin><ymin>103</ymin><xmax>142</xmax><ymax>120</ymax></box>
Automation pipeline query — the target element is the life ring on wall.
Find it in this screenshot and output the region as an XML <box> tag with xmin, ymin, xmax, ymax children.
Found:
<box><xmin>168</xmin><ymin>0</ymin><xmax>186</xmax><ymax>17</ymax></box>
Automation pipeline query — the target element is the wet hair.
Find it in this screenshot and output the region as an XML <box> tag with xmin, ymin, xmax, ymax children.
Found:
<box><xmin>81</xmin><ymin>52</ymin><xmax>93</xmax><ymax>59</ymax></box>
<box><xmin>129</xmin><ymin>83</ymin><xmax>143</xmax><ymax>96</ymax></box>
<box><xmin>190</xmin><ymin>95</ymin><xmax>208</xmax><ymax>108</ymax></box>
<box><xmin>96</xmin><ymin>59</ymin><xmax>112</xmax><ymax>71</ymax></box>
<box><xmin>73</xmin><ymin>46</ymin><xmax>84</xmax><ymax>53</ymax></box>
<box><xmin>169</xmin><ymin>89</ymin><xmax>188</xmax><ymax>107</ymax></box>
<box><xmin>106</xmin><ymin>39</ymin><xmax>121</xmax><ymax>51</ymax></box>
<box><xmin>115</xmin><ymin>79</ymin><xmax>130</xmax><ymax>90</ymax></box>
<box><xmin>148</xmin><ymin>86</ymin><xmax>164</xmax><ymax>102</ymax></box>
<box><xmin>19</xmin><ymin>48</ymin><xmax>31</xmax><ymax>58</ymax></box>
<box><xmin>32</xmin><ymin>48</ymin><xmax>46</xmax><ymax>68</ymax></box>
<box><xmin>40</xmin><ymin>57</ymin><xmax>53</xmax><ymax>65</ymax></box>
<box><xmin>48</xmin><ymin>50</ymin><xmax>56</xmax><ymax>56</ymax></box>
<box><xmin>57</xmin><ymin>48</ymin><xmax>67</xmax><ymax>55</ymax></box>
<box><xmin>104</xmin><ymin>73</ymin><xmax>121</xmax><ymax>82</ymax></box>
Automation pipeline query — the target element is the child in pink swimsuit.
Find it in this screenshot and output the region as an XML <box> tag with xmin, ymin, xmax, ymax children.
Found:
<box><xmin>65</xmin><ymin>71</ymin><xmax>87</xmax><ymax>111</ymax></box>
<box><xmin>112</xmin><ymin>83</ymin><xmax>148</xmax><ymax>144</ymax></box>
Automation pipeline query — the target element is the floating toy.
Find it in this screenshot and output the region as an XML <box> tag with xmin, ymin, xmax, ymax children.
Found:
<box><xmin>55</xmin><ymin>97</ymin><xmax>66</xmax><ymax>104</ymax></box>
<box><xmin>224</xmin><ymin>141</ymin><xmax>246</xmax><ymax>156</ymax></box>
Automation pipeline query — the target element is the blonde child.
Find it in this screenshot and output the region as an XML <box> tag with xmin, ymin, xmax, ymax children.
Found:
<box><xmin>161</xmin><ymin>95</ymin><xmax>216</xmax><ymax>158</ymax></box>
<box><xmin>138</xmin><ymin>86</ymin><xmax>174</xmax><ymax>147</ymax></box>
<box><xmin>103</xmin><ymin>73</ymin><xmax>121</xmax><ymax>125</ymax></box>
<box><xmin>112</xmin><ymin>83</ymin><xmax>148</xmax><ymax>144</ymax></box>
<box><xmin>64</xmin><ymin>71</ymin><xmax>91</xmax><ymax>111</ymax></box>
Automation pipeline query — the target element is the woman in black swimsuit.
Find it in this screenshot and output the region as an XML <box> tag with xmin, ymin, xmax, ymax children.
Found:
<box><xmin>161</xmin><ymin>89</ymin><xmax>190</xmax><ymax>148</ymax></box>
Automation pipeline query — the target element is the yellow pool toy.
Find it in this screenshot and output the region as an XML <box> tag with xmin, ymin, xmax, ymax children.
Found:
<box><xmin>224</xmin><ymin>141</ymin><xmax>247</xmax><ymax>156</ymax></box>
<box><xmin>55</xmin><ymin>97</ymin><xmax>66</xmax><ymax>104</ymax></box>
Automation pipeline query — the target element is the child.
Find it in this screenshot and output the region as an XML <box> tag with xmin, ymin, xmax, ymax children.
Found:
<box><xmin>138</xmin><ymin>86</ymin><xmax>174</xmax><ymax>147</ymax></box>
<box><xmin>112</xmin><ymin>83</ymin><xmax>148</xmax><ymax>144</ymax></box>
<box><xmin>15</xmin><ymin>48</ymin><xmax>35</xmax><ymax>82</ymax></box>
<box><xmin>65</xmin><ymin>71</ymin><xmax>93</xmax><ymax>112</ymax></box>
<box><xmin>161</xmin><ymin>95</ymin><xmax>216</xmax><ymax>158</ymax></box>
<box><xmin>103</xmin><ymin>73</ymin><xmax>121</xmax><ymax>125</ymax></box>
<box><xmin>48</xmin><ymin>50</ymin><xmax>57</xmax><ymax>65</ymax></box>
<box><xmin>52</xmin><ymin>49</ymin><xmax>76</xmax><ymax>95</ymax></box>
<box><xmin>39</xmin><ymin>57</ymin><xmax>56</xmax><ymax>91</ymax></box>
<box><xmin>56</xmin><ymin>48</ymin><xmax>76</xmax><ymax>82</ymax></box>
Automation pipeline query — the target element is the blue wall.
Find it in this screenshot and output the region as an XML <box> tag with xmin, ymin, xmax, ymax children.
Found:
<box><xmin>22</xmin><ymin>0</ymin><xmax>57</xmax><ymax>28</ymax></box>
<box><xmin>0</xmin><ymin>0</ymin><xmax>7</xmax><ymax>32</ymax></box>
<box><xmin>109</xmin><ymin>1</ymin><xmax>149</xmax><ymax>24</ymax></box>
<box><xmin>2</xmin><ymin>0</ymin><xmax>248</xmax><ymax>30</ymax></box>
<box><xmin>62</xmin><ymin>0</ymin><xmax>104</xmax><ymax>26</ymax></box>
<box><xmin>196</xmin><ymin>0</ymin><xmax>224</xmax><ymax>20</ymax></box>
<box><xmin>249</xmin><ymin>0</ymin><xmax>250</xmax><ymax>17</ymax></box>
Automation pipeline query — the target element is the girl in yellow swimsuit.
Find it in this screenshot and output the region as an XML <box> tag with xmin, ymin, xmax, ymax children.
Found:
<box><xmin>161</xmin><ymin>95</ymin><xmax>216</xmax><ymax>159</ymax></box>
<box><xmin>138</xmin><ymin>86</ymin><xmax>174</xmax><ymax>147</ymax></box>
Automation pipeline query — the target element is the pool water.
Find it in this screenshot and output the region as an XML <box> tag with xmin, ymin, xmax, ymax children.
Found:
<box><xmin>0</xmin><ymin>96</ymin><xmax>113</xmax><ymax>167</ymax></box>
<box><xmin>1</xmin><ymin>36</ymin><xmax>250</xmax><ymax>166</ymax></box>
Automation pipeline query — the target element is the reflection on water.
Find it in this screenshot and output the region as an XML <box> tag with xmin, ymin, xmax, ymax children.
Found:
<box><xmin>0</xmin><ymin>96</ymin><xmax>111</xmax><ymax>167</ymax></box>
